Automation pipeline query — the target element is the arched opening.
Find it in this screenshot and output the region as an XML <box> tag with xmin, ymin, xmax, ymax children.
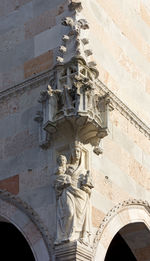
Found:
<box><xmin>0</xmin><ymin>222</ymin><xmax>35</xmax><ymax>260</ymax></box>
<box><xmin>104</xmin><ymin>222</ymin><xmax>150</xmax><ymax>261</ymax></box>
<box><xmin>104</xmin><ymin>232</ymin><xmax>137</xmax><ymax>260</ymax></box>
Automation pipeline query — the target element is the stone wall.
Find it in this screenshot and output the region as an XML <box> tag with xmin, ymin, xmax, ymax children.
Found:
<box><xmin>0</xmin><ymin>0</ymin><xmax>150</xmax><ymax>260</ymax></box>
<box><xmin>82</xmin><ymin>0</ymin><xmax>150</xmax><ymax>125</ymax></box>
<box><xmin>0</xmin><ymin>0</ymin><xmax>66</xmax><ymax>91</ymax></box>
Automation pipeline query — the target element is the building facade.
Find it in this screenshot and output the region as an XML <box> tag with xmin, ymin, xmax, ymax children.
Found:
<box><xmin>0</xmin><ymin>0</ymin><xmax>150</xmax><ymax>260</ymax></box>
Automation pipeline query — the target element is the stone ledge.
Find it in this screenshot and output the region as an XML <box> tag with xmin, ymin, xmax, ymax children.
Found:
<box><xmin>55</xmin><ymin>241</ymin><xmax>92</xmax><ymax>261</ymax></box>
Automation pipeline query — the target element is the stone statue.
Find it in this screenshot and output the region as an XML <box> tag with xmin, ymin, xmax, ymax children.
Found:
<box><xmin>54</xmin><ymin>142</ymin><xmax>94</xmax><ymax>245</ymax></box>
<box><xmin>54</xmin><ymin>155</ymin><xmax>71</xmax><ymax>199</ymax></box>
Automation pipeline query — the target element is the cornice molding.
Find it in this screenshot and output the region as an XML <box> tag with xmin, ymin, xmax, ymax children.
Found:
<box><xmin>0</xmin><ymin>69</ymin><xmax>51</xmax><ymax>100</ymax></box>
<box><xmin>0</xmin><ymin>70</ymin><xmax>150</xmax><ymax>140</ymax></box>
<box><xmin>96</xmin><ymin>79</ymin><xmax>150</xmax><ymax>139</ymax></box>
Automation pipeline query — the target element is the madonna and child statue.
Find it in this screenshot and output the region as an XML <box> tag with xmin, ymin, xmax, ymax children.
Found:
<box><xmin>54</xmin><ymin>141</ymin><xmax>94</xmax><ymax>245</ymax></box>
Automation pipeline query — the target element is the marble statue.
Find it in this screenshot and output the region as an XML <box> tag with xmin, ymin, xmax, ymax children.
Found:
<box><xmin>54</xmin><ymin>142</ymin><xmax>94</xmax><ymax>245</ymax></box>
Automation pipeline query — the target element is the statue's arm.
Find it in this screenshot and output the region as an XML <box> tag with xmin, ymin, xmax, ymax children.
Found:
<box><xmin>80</xmin><ymin>170</ymin><xmax>94</xmax><ymax>194</ymax></box>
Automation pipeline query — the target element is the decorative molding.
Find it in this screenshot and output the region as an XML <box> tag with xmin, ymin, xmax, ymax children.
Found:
<box><xmin>0</xmin><ymin>189</ymin><xmax>53</xmax><ymax>258</ymax></box>
<box><xmin>0</xmin><ymin>69</ymin><xmax>51</xmax><ymax>101</ymax></box>
<box><xmin>97</xmin><ymin>79</ymin><xmax>150</xmax><ymax>138</ymax></box>
<box><xmin>0</xmin><ymin>70</ymin><xmax>150</xmax><ymax>140</ymax></box>
<box><xmin>92</xmin><ymin>198</ymin><xmax>150</xmax><ymax>255</ymax></box>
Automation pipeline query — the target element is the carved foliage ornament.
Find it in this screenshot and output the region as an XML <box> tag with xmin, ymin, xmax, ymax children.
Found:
<box><xmin>35</xmin><ymin>2</ymin><xmax>110</xmax><ymax>153</ymax></box>
<box><xmin>35</xmin><ymin>59</ymin><xmax>109</xmax><ymax>153</ymax></box>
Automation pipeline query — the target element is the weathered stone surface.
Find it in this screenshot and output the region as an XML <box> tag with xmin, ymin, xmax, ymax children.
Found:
<box><xmin>0</xmin><ymin>1</ymin><xmax>150</xmax><ymax>260</ymax></box>
<box><xmin>55</xmin><ymin>241</ymin><xmax>92</xmax><ymax>261</ymax></box>
<box><xmin>24</xmin><ymin>50</ymin><xmax>53</xmax><ymax>78</ymax></box>
<box><xmin>92</xmin><ymin>207</ymin><xmax>105</xmax><ymax>228</ymax></box>
<box><xmin>0</xmin><ymin>175</ymin><xmax>19</xmax><ymax>195</ymax></box>
<box><xmin>25</xmin><ymin>10</ymin><xmax>56</xmax><ymax>39</ymax></box>
<box><xmin>0</xmin><ymin>0</ymin><xmax>32</xmax><ymax>17</ymax></box>
<box><xmin>0</xmin><ymin>38</ymin><xmax>34</xmax><ymax>73</ymax></box>
<box><xmin>34</xmin><ymin>25</ymin><xmax>62</xmax><ymax>57</ymax></box>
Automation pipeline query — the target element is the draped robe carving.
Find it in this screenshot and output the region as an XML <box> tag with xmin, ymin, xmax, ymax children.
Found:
<box><xmin>54</xmin><ymin>144</ymin><xmax>93</xmax><ymax>245</ymax></box>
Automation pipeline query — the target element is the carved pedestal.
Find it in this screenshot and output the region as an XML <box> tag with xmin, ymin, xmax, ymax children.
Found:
<box><xmin>55</xmin><ymin>241</ymin><xmax>93</xmax><ymax>261</ymax></box>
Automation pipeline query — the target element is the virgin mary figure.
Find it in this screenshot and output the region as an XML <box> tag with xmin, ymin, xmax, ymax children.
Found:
<box><xmin>54</xmin><ymin>141</ymin><xmax>94</xmax><ymax>245</ymax></box>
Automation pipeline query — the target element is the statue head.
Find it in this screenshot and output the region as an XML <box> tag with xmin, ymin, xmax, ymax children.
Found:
<box><xmin>70</xmin><ymin>141</ymin><xmax>82</xmax><ymax>163</ymax></box>
<box><xmin>57</xmin><ymin>154</ymin><xmax>67</xmax><ymax>167</ymax></box>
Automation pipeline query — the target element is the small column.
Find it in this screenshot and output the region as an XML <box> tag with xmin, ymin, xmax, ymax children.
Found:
<box><xmin>55</xmin><ymin>241</ymin><xmax>93</xmax><ymax>261</ymax></box>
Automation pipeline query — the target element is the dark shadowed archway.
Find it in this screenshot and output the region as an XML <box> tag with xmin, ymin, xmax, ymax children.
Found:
<box><xmin>94</xmin><ymin>200</ymin><xmax>150</xmax><ymax>261</ymax></box>
<box><xmin>104</xmin><ymin>222</ymin><xmax>150</xmax><ymax>261</ymax></box>
<box><xmin>0</xmin><ymin>222</ymin><xmax>35</xmax><ymax>260</ymax></box>
<box><xmin>104</xmin><ymin>232</ymin><xmax>137</xmax><ymax>261</ymax></box>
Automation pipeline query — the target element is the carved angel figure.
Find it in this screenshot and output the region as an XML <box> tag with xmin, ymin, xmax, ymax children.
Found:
<box><xmin>54</xmin><ymin>142</ymin><xmax>94</xmax><ymax>245</ymax></box>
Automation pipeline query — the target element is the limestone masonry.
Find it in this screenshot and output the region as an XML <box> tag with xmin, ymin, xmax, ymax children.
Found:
<box><xmin>0</xmin><ymin>0</ymin><xmax>150</xmax><ymax>260</ymax></box>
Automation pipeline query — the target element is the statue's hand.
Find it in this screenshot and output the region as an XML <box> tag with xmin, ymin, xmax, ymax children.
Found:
<box><xmin>80</xmin><ymin>185</ymin><xmax>91</xmax><ymax>195</ymax></box>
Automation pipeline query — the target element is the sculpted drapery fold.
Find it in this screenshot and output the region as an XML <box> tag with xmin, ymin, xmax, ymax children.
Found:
<box><xmin>54</xmin><ymin>142</ymin><xmax>94</xmax><ymax>245</ymax></box>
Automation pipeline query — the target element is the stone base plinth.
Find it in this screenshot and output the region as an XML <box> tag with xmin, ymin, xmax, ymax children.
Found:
<box><xmin>54</xmin><ymin>241</ymin><xmax>93</xmax><ymax>261</ymax></box>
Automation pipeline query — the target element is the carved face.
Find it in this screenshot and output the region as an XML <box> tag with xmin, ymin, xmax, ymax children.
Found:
<box><xmin>57</xmin><ymin>155</ymin><xmax>67</xmax><ymax>166</ymax></box>
<box><xmin>73</xmin><ymin>146</ymin><xmax>81</xmax><ymax>161</ymax></box>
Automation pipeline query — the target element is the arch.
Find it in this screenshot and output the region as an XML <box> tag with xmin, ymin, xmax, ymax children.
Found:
<box><xmin>93</xmin><ymin>199</ymin><xmax>150</xmax><ymax>261</ymax></box>
<box><xmin>0</xmin><ymin>221</ymin><xmax>35</xmax><ymax>260</ymax></box>
<box><xmin>0</xmin><ymin>190</ymin><xmax>52</xmax><ymax>261</ymax></box>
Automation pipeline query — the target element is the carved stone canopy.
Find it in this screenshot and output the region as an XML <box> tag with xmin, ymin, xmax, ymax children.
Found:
<box><xmin>35</xmin><ymin>58</ymin><xmax>109</xmax><ymax>154</ymax></box>
<box><xmin>35</xmin><ymin>4</ymin><xmax>110</xmax><ymax>153</ymax></box>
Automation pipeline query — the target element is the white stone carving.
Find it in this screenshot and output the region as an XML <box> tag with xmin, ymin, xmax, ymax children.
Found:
<box><xmin>62</xmin><ymin>35</ymin><xmax>70</xmax><ymax>42</ymax></box>
<box><xmin>59</xmin><ymin>46</ymin><xmax>67</xmax><ymax>53</ymax></box>
<box><xmin>54</xmin><ymin>142</ymin><xmax>94</xmax><ymax>245</ymax></box>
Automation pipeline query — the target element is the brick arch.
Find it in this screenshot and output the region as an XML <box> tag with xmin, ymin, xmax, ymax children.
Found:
<box><xmin>93</xmin><ymin>199</ymin><xmax>150</xmax><ymax>261</ymax></box>
<box><xmin>0</xmin><ymin>190</ymin><xmax>52</xmax><ymax>261</ymax></box>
